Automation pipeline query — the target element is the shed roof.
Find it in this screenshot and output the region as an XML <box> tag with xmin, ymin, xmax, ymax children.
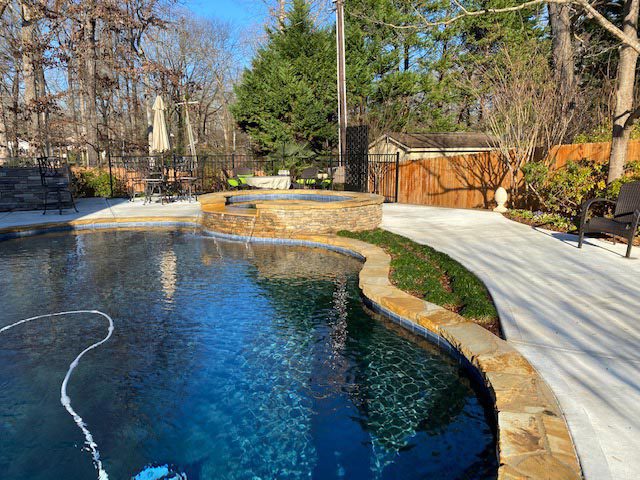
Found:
<box><xmin>376</xmin><ymin>132</ymin><xmax>498</xmax><ymax>150</ymax></box>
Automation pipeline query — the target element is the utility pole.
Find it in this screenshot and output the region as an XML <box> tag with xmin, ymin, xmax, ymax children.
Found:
<box><xmin>334</xmin><ymin>0</ymin><xmax>348</xmax><ymax>163</ymax></box>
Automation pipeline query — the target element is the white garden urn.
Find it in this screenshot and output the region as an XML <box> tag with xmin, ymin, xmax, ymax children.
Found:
<box><xmin>493</xmin><ymin>187</ymin><xmax>508</xmax><ymax>213</ymax></box>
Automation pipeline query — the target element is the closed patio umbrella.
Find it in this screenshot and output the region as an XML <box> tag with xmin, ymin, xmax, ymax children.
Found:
<box><xmin>150</xmin><ymin>95</ymin><xmax>170</xmax><ymax>153</ymax></box>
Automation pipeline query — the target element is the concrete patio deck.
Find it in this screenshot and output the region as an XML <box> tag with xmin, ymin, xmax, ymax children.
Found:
<box><xmin>382</xmin><ymin>203</ymin><xmax>640</xmax><ymax>480</ymax></box>
<box><xmin>0</xmin><ymin>197</ymin><xmax>201</xmax><ymax>229</ymax></box>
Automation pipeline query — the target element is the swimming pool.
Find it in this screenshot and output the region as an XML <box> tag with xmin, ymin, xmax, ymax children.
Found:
<box><xmin>0</xmin><ymin>230</ymin><xmax>496</xmax><ymax>479</ymax></box>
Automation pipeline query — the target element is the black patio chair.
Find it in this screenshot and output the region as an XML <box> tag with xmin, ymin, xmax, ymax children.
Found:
<box><xmin>173</xmin><ymin>155</ymin><xmax>200</xmax><ymax>202</ymax></box>
<box><xmin>38</xmin><ymin>157</ymin><xmax>78</xmax><ymax>215</ymax></box>
<box><xmin>122</xmin><ymin>156</ymin><xmax>146</xmax><ymax>201</ymax></box>
<box><xmin>578</xmin><ymin>180</ymin><xmax>640</xmax><ymax>258</ymax></box>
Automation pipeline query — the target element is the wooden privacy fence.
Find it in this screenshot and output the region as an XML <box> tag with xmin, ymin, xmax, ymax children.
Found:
<box><xmin>395</xmin><ymin>139</ymin><xmax>640</xmax><ymax>209</ymax></box>
<box><xmin>549</xmin><ymin>139</ymin><xmax>640</xmax><ymax>167</ymax></box>
<box><xmin>397</xmin><ymin>151</ymin><xmax>511</xmax><ymax>209</ymax></box>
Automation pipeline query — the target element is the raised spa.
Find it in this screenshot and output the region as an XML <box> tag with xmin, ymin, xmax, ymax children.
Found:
<box><xmin>199</xmin><ymin>189</ymin><xmax>384</xmax><ymax>237</ymax></box>
<box><xmin>0</xmin><ymin>230</ymin><xmax>496</xmax><ymax>480</ymax></box>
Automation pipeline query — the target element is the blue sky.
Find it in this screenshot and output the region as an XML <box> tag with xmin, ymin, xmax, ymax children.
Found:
<box><xmin>186</xmin><ymin>0</ymin><xmax>269</xmax><ymax>26</ymax></box>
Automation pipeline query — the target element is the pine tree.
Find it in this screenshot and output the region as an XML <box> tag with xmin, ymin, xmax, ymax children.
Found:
<box><xmin>233</xmin><ymin>0</ymin><xmax>336</xmax><ymax>155</ymax></box>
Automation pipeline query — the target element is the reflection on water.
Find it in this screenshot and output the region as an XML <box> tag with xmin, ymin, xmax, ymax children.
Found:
<box><xmin>0</xmin><ymin>230</ymin><xmax>496</xmax><ymax>480</ymax></box>
<box><xmin>160</xmin><ymin>249</ymin><xmax>177</xmax><ymax>302</ymax></box>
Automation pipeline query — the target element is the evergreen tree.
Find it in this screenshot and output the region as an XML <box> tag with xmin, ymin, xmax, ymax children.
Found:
<box><xmin>344</xmin><ymin>0</ymin><xmax>546</xmax><ymax>133</ymax></box>
<box><xmin>233</xmin><ymin>0</ymin><xmax>336</xmax><ymax>155</ymax></box>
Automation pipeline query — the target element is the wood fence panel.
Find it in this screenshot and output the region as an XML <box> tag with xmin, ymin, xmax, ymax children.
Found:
<box><xmin>397</xmin><ymin>151</ymin><xmax>511</xmax><ymax>209</ymax></box>
<box><xmin>396</xmin><ymin>139</ymin><xmax>640</xmax><ymax>209</ymax></box>
<box><xmin>549</xmin><ymin>139</ymin><xmax>640</xmax><ymax>167</ymax></box>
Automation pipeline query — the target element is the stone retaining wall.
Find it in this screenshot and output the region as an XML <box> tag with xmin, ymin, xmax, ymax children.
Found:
<box><xmin>199</xmin><ymin>190</ymin><xmax>384</xmax><ymax>237</ymax></box>
<box><xmin>0</xmin><ymin>167</ymin><xmax>45</xmax><ymax>211</ymax></box>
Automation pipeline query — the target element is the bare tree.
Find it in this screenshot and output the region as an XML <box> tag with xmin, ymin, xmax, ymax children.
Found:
<box><xmin>484</xmin><ymin>48</ymin><xmax>578</xmax><ymax>197</ymax></box>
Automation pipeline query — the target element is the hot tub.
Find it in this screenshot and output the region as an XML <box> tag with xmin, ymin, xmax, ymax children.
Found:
<box><xmin>199</xmin><ymin>189</ymin><xmax>384</xmax><ymax>237</ymax></box>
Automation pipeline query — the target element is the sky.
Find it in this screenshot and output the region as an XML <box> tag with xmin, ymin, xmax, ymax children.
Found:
<box><xmin>186</xmin><ymin>0</ymin><xmax>269</xmax><ymax>27</ymax></box>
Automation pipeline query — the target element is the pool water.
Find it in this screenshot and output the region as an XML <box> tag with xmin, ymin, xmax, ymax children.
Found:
<box><xmin>0</xmin><ymin>230</ymin><xmax>497</xmax><ymax>480</ymax></box>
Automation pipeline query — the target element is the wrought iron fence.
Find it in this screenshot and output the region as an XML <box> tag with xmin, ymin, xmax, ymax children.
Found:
<box><xmin>107</xmin><ymin>154</ymin><xmax>345</xmax><ymax>199</ymax></box>
<box><xmin>1</xmin><ymin>152</ymin><xmax>401</xmax><ymax>202</ymax></box>
<box><xmin>366</xmin><ymin>153</ymin><xmax>400</xmax><ymax>202</ymax></box>
<box><xmin>0</xmin><ymin>157</ymin><xmax>40</xmax><ymax>167</ymax></box>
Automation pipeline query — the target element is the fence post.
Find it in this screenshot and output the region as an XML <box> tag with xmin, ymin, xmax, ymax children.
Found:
<box><xmin>329</xmin><ymin>156</ymin><xmax>334</xmax><ymax>190</ymax></box>
<box><xmin>394</xmin><ymin>152</ymin><xmax>400</xmax><ymax>203</ymax></box>
<box><xmin>231</xmin><ymin>152</ymin><xmax>235</xmax><ymax>169</ymax></box>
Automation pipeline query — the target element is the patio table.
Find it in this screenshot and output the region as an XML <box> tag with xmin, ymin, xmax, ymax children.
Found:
<box><xmin>244</xmin><ymin>175</ymin><xmax>291</xmax><ymax>190</ymax></box>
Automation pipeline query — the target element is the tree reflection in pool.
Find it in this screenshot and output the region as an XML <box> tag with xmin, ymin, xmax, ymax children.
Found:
<box><xmin>0</xmin><ymin>230</ymin><xmax>497</xmax><ymax>480</ymax></box>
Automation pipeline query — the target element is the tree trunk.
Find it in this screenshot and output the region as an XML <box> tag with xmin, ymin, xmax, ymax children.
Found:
<box><xmin>83</xmin><ymin>13</ymin><xmax>99</xmax><ymax>166</ymax></box>
<box><xmin>67</xmin><ymin>59</ymin><xmax>81</xmax><ymax>154</ymax></box>
<box><xmin>37</xmin><ymin>59</ymin><xmax>49</xmax><ymax>155</ymax></box>
<box><xmin>548</xmin><ymin>3</ymin><xmax>575</xmax><ymax>94</ymax></box>
<box><xmin>20</xmin><ymin>0</ymin><xmax>42</xmax><ymax>155</ymax></box>
<box><xmin>10</xmin><ymin>57</ymin><xmax>19</xmax><ymax>156</ymax></box>
<box><xmin>77</xmin><ymin>54</ymin><xmax>89</xmax><ymax>165</ymax></box>
<box><xmin>278</xmin><ymin>0</ymin><xmax>286</xmax><ymax>28</ymax></box>
<box><xmin>609</xmin><ymin>0</ymin><xmax>640</xmax><ymax>183</ymax></box>
<box><xmin>0</xmin><ymin>101</ymin><xmax>8</xmax><ymax>158</ymax></box>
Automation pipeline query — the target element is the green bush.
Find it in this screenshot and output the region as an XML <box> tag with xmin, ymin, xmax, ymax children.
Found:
<box><xmin>605</xmin><ymin>160</ymin><xmax>640</xmax><ymax>198</ymax></box>
<box><xmin>517</xmin><ymin>158</ymin><xmax>640</xmax><ymax>232</ymax></box>
<box><xmin>507</xmin><ymin>209</ymin><xmax>578</xmax><ymax>231</ymax></box>
<box><xmin>73</xmin><ymin>169</ymin><xmax>114</xmax><ymax>198</ymax></box>
<box><xmin>522</xmin><ymin>160</ymin><xmax>606</xmax><ymax>217</ymax></box>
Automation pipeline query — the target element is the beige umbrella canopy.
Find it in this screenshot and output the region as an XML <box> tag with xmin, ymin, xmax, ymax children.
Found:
<box><xmin>150</xmin><ymin>95</ymin><xmax>170</xmax><ymax>153</ymax></box>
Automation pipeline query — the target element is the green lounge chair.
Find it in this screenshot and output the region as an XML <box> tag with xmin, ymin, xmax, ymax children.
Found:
<box><xmin>295</xmin><ymin>167</ymin><xmax>318</xmax><ymax>188</ymax></box>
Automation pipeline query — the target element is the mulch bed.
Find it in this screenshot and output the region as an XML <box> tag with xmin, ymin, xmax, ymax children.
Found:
<box><xmin>503</xmin><ymin>212</ymin><xmax>640</xmax><ymax>246</ymax></box>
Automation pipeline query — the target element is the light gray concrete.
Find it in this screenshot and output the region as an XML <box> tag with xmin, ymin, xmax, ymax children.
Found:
<box><xmin>0</xmin><ymin>197</ymin><xmax>200</xmax><ymax>229</ymax></box>
<box><xmin>382</xmin><ymin>204</ymin><xmax>640</xmax><ymax>480</ymax></box>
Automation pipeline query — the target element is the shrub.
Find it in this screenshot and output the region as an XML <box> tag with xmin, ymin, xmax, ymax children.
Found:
<box><xmin>605</xmin><ymin>160</ymin><xmax>640</xmax><ymax>198</ymax></box>
<box><xmin>73</xmin><ymin>169</ymin><xmax>116</xmax><ymax>198</ymax></box>
<box><xmin>522</xmin><ymin>160</ymin><xmax>606</xmax><ymax>217</ymax></box>
<box><xmin>506</xmin><ymin>209</ymin><xmax>578</xmax><ymax>232</ymax></box>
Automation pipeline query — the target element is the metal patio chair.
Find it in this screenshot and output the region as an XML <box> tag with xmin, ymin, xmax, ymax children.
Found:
<box><xmin>143</xmin><ymin>158</ymin><xmax>171</xmax><ymax>205</ymax></box>
<box><xmin>38</xmin><ymin>157</ymin><xmax>78</xmax><ymax>215</ymax></box>
<box><xmin>578</xmin><ymin>180</ymin><xmax>640</xmax><ymax>258</ymax></box>
<box><xmin>174</xmin><ymin>155</ymin><xmax>200</xmax><ymax>202</ymax></box>
<box><xmin>122</xmin><ymin>156</ymin><xmax>146</xmax><ymax>201</ymax></box>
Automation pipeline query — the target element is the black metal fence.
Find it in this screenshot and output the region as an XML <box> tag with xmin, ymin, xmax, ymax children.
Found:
<box><xmin>0</xmin><ymin>157</ymin><xmax>39</xmax><ymax>167</ymax></box>
<box><xmin>1</xmin><ymin>152</ymin><xmax>400</xmax><ymax>202</ymax></box>
<box><xmin>367</xmin><ymin>153</ymin><xmax>400</xmax><ymax>202</ymax></box>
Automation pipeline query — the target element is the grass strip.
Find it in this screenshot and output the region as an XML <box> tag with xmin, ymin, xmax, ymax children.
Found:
<box><xmin>339</xmin><ymin>229</ymin><xmax>500</xmax><ymax>334</ymax></box>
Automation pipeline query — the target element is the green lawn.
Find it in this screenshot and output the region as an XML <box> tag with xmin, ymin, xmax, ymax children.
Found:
<box><xmin>339</xmin><ymin>229</ymin><xmax>500</xmax><ymax>334</ymax></box>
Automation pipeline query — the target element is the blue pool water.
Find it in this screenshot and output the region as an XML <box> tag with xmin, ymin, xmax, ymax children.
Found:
<box><xmin>0</xmin><ymin>230</ymin><xmax>496</xmax><ymax>479</ymax></box>
<box><xmin>226</xmin><ymin>194</ymin><xmax>351</xmax><ymax>204</ymax></box>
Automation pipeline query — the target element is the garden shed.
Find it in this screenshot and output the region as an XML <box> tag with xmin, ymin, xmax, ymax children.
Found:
<box><xmin>369</xmin><ymin>132</ymin><xmax>498</xmax><ymax>161</ymax></box>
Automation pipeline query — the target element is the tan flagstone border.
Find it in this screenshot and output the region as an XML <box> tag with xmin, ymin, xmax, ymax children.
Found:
<box><xmin>0</xmin><ymin>216</ymin><xmax>583</xmax><ymax>479</ymax></box>
<box><xmin>0</xmin><ymin>216</ymin><xmax>199</xmax><ymax>238</ymax></box>
<box><xmin>291</xmin><ymin>233</ymin><xmax>583</xmax><ymax>480</ymax></box>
